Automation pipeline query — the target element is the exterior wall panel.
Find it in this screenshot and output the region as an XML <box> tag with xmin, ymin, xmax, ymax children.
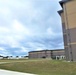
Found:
<box><xmin>67</xmin><ymin>14</ymin><xmax>76</xmax><ymax>29</ymax></box>
<box><xmin>46</xmin><ymin>51</ymin><xmax>51</xmax><ymax>58</ymax></box>
<box><xmin>71</xmin><ymin>44</ymin><xmax>76</xmax><ymax>61</ymax></box>
<box><xmin>59</xmin><ymin>0</ymin><xmax>76</xmax><ymax>61</ymax></box>
<box><xmin>66</xmin><ymin>1</ymin><xmax>76</xmax><ymax>15</ymax></box>
<box><xmin>65</xmin><ymin>1</ymin><xmax>76</xmax><ymax>29</ymax></box>
<box><xmin>29</xmin><ymin>50</ymin><xmax>65</xmax><ymax>59</ymax></box>
<box><xmin>63</xmin><ymin>34</ymin><xmax>68</xmax><ymax>46</ymax></box>
<box><xmin>65</xmin><ymin>46</ymin><xmax>69</xmax><ymax>60</ymax></box>
<box><xmin>69</xmin><ymin>28</ymin><xmax>76</xmax><ymax>43</ymax></box>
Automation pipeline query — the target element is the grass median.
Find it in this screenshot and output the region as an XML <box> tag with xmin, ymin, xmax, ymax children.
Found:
<box><xmin>0</xmin><ymin>59</ymin><xmax>76</xmax><ymax>75</ymax></box>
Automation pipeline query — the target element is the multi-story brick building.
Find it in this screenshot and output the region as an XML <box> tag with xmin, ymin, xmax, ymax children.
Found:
<box><xmin>58</xmin><ymin>0</ymin><xmax>76</xmax><ymax>61</ymax></box>
<box><xmin>29</xmin><ymin>49</ymin><xmax>65</xmax><ymax>60</ymax></box>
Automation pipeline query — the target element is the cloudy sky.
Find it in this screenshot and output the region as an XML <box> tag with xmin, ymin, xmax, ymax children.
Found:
<box><xmin>0</xmin><ymin>0</ymin><xmax>63</xmax><ymax>56</ymax></box>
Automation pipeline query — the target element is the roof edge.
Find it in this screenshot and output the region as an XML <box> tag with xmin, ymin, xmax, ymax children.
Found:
<box><xmin>59</xmin><ymin>0</ymin><xmax>70</xmax><ymax>7</ymax></box>
<box><xmin>29</xmin><ymin>49</ymin><xmax>64</xmax><ymax>53</ymax></box>
<box><xmin>58</xmin><ymin>10</ymin><xmax>63</xmax><ymax>15</ymax></box>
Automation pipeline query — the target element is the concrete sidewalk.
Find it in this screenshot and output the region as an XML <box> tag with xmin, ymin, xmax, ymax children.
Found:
<box><xmin>0</xmin><ymin>69</ymin><xmax>36</xmax><ymax>75</ymax></box>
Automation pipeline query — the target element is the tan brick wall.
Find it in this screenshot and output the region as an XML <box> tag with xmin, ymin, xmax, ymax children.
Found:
<box><xmin>29</xmin><ymin>50</ymin><xmax>64</xmax><ymax>59</ymax></box>
<box><xmin>64</xmin><ymin>0</ymin><xmax>76</xmax><ymax>29</ymax></box>
<box><xmin>59</xmin><ymin>0</ymin><xmax>76</xmax><ymax>61</ymax></box>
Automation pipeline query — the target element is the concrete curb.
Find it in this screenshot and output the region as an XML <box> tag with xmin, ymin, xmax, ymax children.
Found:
<box><xmin>0</xmin><ymin>69</ymin><xmax>36</xmax><ymax>75</ymax></box>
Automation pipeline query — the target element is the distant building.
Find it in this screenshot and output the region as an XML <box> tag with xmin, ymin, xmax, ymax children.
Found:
<box><xmin>0</xmin><ymin>55</ymin><xmax>29</xmax><ymax>59</ymax></box>
<box><xmin>0</xmin><ymin>55</ymin><xmax>3</xmax><ymax>59</ymax></box>
<box><xmin>58</xmin><ymin>0</ymin><xmax>76</xmax><ymax>61</ymax></box>
<box><xmin>29</xmin><ymin>49</ymin><xmax>65</xmax><ymax>60</ymax></box>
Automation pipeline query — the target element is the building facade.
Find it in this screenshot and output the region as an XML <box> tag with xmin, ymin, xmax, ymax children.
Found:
<box><xmin>58</xmin><ymin>0</ymin><xmax>76</xmax><ymax>61</ymax></box>
<box><xmin>29</xmin><ymin>49</ymin><xmax>65</xmax><ymax>60</ymax></box>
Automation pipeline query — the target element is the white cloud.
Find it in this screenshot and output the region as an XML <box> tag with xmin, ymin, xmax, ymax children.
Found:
<box><xmin>11</xmin><ymin>20</ymin><xmax>30</xmax><ymax>35</ymax></box>
<box><xmin>0</xmin><ymin>8</ymin><xmax>10</xmax><ymax>16</ymax></box>
<box><xmin>0</xmin><ymin>47</ymin><xmax>5</xmax><ymax>51</ymax></box>
<box><xmin>36</xmin><ymin>48</ymin><xmax>43</xmax><ymax>51</ymax></box>
<box><xmin>47</xmin><ymin>28</ymin><xmax>54</xmax><ymax>36</ymax></box>
<box><xmin>14</xmin><ymin>46</ymin><xmax>28</xmax><ymax>55</ymax></box>
<box><xmin>21</xmin><ymin>47</ymin><xmax>28</xmax><ymax>52</ymax></box>
<box><xmin>0</xmin><ymin>26</ymin><xmax>9</xmax><ymax>33</ymax></box>
<box><xmin>0</xmin><ymin>19</ymin><xmax>32</xmax><ymax>47</ymax></box>
<box><xmin>0</xmin><ymin>47</ymin><xmax>12</xmax><ymax>56</ymax></box>
<box><xmin>0</xmin><ymin>0</ymin><xmax>63</xmax><ymax>56</ymax></box>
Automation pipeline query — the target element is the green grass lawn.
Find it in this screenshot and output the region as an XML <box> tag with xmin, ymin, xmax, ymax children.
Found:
<box><xmin>0</xmin><ymin>59</ymin><xmax>76</xmax><ymax>75</ymax></box>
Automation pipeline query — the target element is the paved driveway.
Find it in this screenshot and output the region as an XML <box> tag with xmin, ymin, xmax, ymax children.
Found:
<box><xmin>0</xmin><ymin>69</ymin><xmax>36</xmax><ymax>75</ymax></box>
